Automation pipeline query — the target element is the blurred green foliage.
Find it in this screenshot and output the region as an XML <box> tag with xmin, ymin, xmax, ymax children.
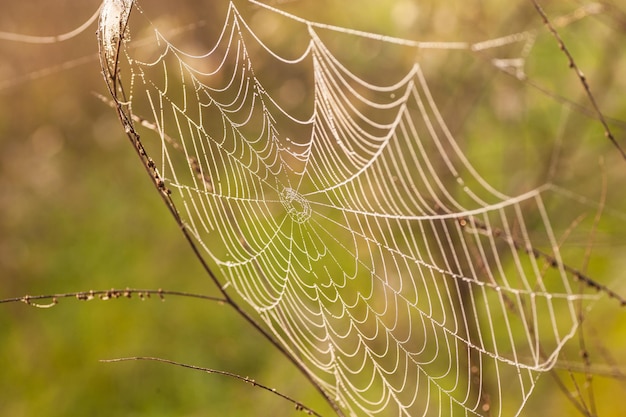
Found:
<box><xmin>1</xmin><ymin>1</ymin><xmax>625</xmax><ymax>416</ymax></box>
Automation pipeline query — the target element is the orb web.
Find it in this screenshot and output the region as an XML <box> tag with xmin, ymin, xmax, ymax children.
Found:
<box><xmin>98</xmin><ymin>2</ymin><xmax>620</xmax><ymax>416</ymax></box>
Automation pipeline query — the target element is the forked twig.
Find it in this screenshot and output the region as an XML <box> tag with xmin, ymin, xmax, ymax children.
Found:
<box><xmin>101</xmin><ymin>356</ymin><xmax>324</xmax><ymax>417</ymax></box>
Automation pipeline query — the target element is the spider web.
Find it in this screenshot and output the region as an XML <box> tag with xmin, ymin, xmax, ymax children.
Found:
<box><xmin>98</xmin><ymin>1</ymin><xmax>622</xmax><ymax>416</ymax></box>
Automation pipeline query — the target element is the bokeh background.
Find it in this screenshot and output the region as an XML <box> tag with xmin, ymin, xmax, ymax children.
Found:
<box><xmin>1</xmin><ymin>1</ymin><xmax>626</xmax><ymax>416</ymax></box>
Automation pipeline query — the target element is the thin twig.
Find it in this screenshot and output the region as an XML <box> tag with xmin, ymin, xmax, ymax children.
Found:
<box><xmin>587</xmin><ymin>325</ymin><xmax>626</xmax><ymax>388</ymax></box>
<box><xmin>0</xmin><ymin>288</ymin><xmax>226</xmax><ymax>307</ymax></box>
<box><xmin>575</xmin><ymin>160</ymin><xmax>608</xmax><ymax>417</ymax></box>
<box><xmin>101</xmin><ymin>356</ymin><xmax>324</xmax><ymax>417</ymax></box>
<box><xmin>528</xmin><ymin>0</ymin><xmax>626</xmax><ymax>160</ymax></box>
<box><xmin>552</xmin><ymin>359</ymin><xmax>626</xmax><ymax>380</ymax></box>
<box><xmin>458</xmin><ymin>215</ymin><xmax>626</xmax><ymax>306</ymax></box>
<box><xmin>548</xmin><ymin>350</ymin><xmax>593</xmax><ymax>417</ymax></box>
